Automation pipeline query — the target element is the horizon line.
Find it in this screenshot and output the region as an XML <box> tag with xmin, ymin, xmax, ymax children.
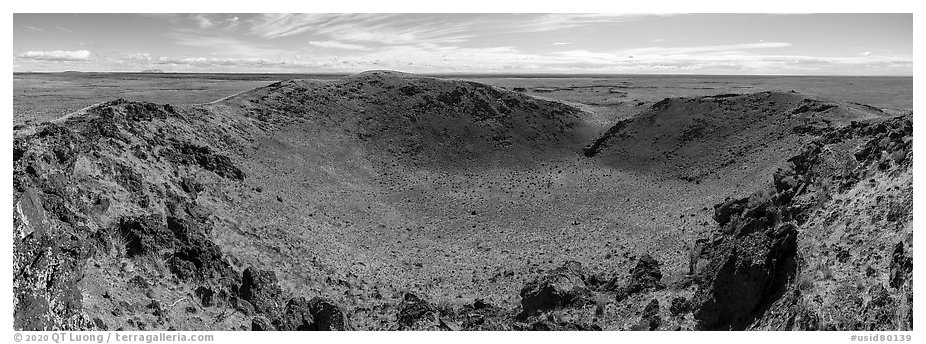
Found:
<box><xmin>13</xmin><ymin>71</ymin><xmax>914</xmax><ymax>78</ymax></box>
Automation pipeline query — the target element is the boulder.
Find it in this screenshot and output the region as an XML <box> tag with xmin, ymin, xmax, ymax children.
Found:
<box><xmin>888</xmin><ymin>242</ymin><xmax>912</xmax><ymax>289</ymax></box>
<box><xmin>610</xmin><ymin>254</ymin><xmax>664</xmax><ymax>301</ymax></box>
<box><xmin>519</xmin><ymin>261</ymin><xmax>591</xmax><ymax>316</ymax></box>
<box><xmin>251</xmin><ymin>316</ymin><xmax>273</xmax><ymax>331</ymax></box>
<box><xmin>692</xmin><ymin>223</ymin><xmax>798</xmax><ymax>330</ymax></box>
<box><xmin>309</xmin><ymin>297</ymin><xmax>349</xmax><ymax>330</ymax></box>
<box><xmin>239</xmin><ymin>267</ymin><xmax>283</xmax><ymax>315</ymax></box>
<box><xmin>274</xmin><ymin>297</ymin><xmax>314</xmax><ymax>331</ymax></box>
<box><xmin>669</xmin><ymin>297</ymin><xmax>692</xmax><ymax>316</ymax></box>
<box><xmin>397</xmin><ymin>293</ymin><xmax>436</xmax><ymax>329</ymax></box>
<box><xmin>631</xmin><ymin>299</ymin><xmax>661</xmax><ymax>331</ymax></box>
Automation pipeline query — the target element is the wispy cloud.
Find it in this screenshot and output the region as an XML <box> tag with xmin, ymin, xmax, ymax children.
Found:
<box><xmin>623</xmin><ymin>42</ymin><xmax>793</xmax><ymax>56</ymax></box>
<box><xmin>55</xmin><ymin>26</ymin><xmax>74</xmax><ymax>33</ymax></box>
<box><xmin>243</xmin><ymin>13</ymin><xmax>667</xmax><ymax>45</ymax></box>
<box><xmin>192</xmin><ymin>14</ymin><xmax>214</xmax><ymax>29</ymax></box>
<box><xmin>17</xmin><ymin>50</ymin><xmax>91</xmax><ymax>61</ymax></box>
<box><xmin>246</xmin><ymin>14</ymin><xmax>475</xmax><ymax>45</ymax></box>
<box><xmin>309</xmin><ymin>41</ymin><xmax>369</xmax><ymax>50</ymax></box>
<box><xmin>12</xmin><ymin>14</ymin><xmax>911</xmax><ymax>75</ymax></box>
<box><xmin>167</xmin><ymin>31</ymin><xmax>288</xmax><ymax>57</ymax></box>
<box><xmin>502</xmin><ymin>13</ymin><xmax>674</xmax><ymax>33</ymax></box>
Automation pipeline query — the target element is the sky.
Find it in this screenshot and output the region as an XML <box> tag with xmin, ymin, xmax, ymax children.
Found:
<box><xmin>12</xmin><ymin>13</ymin><xmax>913</xmax><ymax>75</ymax></box>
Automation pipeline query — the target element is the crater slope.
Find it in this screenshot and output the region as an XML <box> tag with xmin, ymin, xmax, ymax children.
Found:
<box><xmin>12</xmin><ymin>71</ymin><xmax>910</xmax><ymax>331</ymax></box>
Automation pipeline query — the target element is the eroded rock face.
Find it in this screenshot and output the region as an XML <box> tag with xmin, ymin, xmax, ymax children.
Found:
<box><xmin>691</xmin><ymin>115</ymin><xmax>912</xmax><ymax>331</ymax></box>
<box><xmin>519</xmin><ymin>261</ymin><xmax>592</xmax><ymax>317</ymax></box>
<box><xmin>693</xmin><ymin>223</ymin><xmax>798</xmax><ymax>330</ymax></box>
<box><xmin>239</xmin><ymin>268</ymin><xmax>284</xmax><ymax>315</ymax></box>
<box><xmin>274</xmin><ymin>297</ymin><xmax>314</xmax><ymax>331</ymax></box>
<box><xmin>397</xmin><ymin>293</ymin><xmax>437</xmax><ymax>329</ymax></box>
<box><xmin>889</xmin><ymin>242</ymin><xmax>913</xmax><ymax>289</ymax></box>
<box><xmin>308</xmin><ymin>297</ymin><xmax>350</xmax><ymax>331</ymax></box>
<box><xmin>610</xmin><ymin>254</ymin><xmax>665</xmax><ymax>301</ymax></box>
<box><xmin>631</xmin><ymin>299</ymin><xmax>661</xmax><ymax>331</ymax></box>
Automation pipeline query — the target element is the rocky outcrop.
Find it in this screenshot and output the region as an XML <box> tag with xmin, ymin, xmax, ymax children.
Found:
<box><xmin>239</xmin><ymin>268</ymin><xmax>284</xmax><ymax>315</ymax></box>
<box><xmin>608</xmin><ymin>254</ymin><xmax>665</xmax><ymax>301</ymax></box>
<box><xmin>630</xmin><ymin>299</ymin><xmax>662</xmax><ymax>331</ymax></box>
<box><xmin>518</xmin><ymin>261</ymin><xmax>592</xmax><ymax>317</ymax></box>
<box><xmin>396</xmin><ymin>293</ymin><xmax>438</xmax><ymax>330</ymax></box>
<box><xmin>690</xmin><ymin>115</ymin><xmax>912</xmax><ymax>331</ymax></box>
<box><xmin>692</xmin><ymin>222</ymin><xmax>797</xmax><ymax>330</ymax></box>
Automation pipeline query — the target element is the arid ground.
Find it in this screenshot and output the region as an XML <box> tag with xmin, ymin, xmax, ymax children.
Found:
<box><xmin>12</xmin><ymin>72</ymin><xmax>912</xmax><ymax>331</ymax></box>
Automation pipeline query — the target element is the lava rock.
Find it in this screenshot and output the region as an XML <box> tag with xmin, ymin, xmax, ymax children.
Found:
<box><xmin>611</xmin><ymin>254</ymin><xmax>665</xmax><ymax>301</ymax></box>
<box><xmin>397</xmin><ymin>293</ymin><xmax>436</xmax><ymax>329</ymax></box>
<box><xmin>888</xmin><ymin>242</ymin><xmax>912</xmax><ymax>289</ymax></box>
<box><xmin>194</xmin><ymin>286</ymin><xmax>215</xmax><ymax>307</ymax></box>
<box><xmin>239</xmin><ymin>267</ymin><xmax>283</xmax><ymax>315</ymax></box>
<box><xmin>251</xmin><ymin>316</ymin><xmax>274</xmax><ymax>331</ymax></box>
<box><xmin>862</xmin><ymin>284</ymin><xmax>897</xmax><ymax>330</ymax></box>
<box><xmin>167</xmin><ymin>141</ymin><xmax>246</xmax><ymax>181</ymax></box>
<box><xmin>309</xmin><ymin>297</ymin><xmax>349</xmax><ymax>331</ymax></box>
<box><xmin>274</xmin><ymin>297</ymin><xmax>314</xmax><ymax>331</ymax></box>
<box><xmin>519</xmin><ymin>261</ymin><xmax>591</xmax><ymax>316</ymax></box>
<box><xmin>631</xmin><ymin>299</ymin><xmax>661</xmax><ymax>331</ymax></box>
<box><xmin>713</xmin><ymin>198</ymin><xmax>749</xmax><ymax>227</ymax></box>
<box><xmin>692</xmin><ymin>223</ymin><xmax>798</xmax><ymax>330</ymax></box>
<box><xmin>669</xmin><ymin>297</ymin><xmax>692</xmax><ymax>316</ymax></box>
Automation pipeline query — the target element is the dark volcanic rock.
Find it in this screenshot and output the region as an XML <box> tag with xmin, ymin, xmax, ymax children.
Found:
<box><xmin>251</xmin><ymin>316</ymin><xmax>274</xmax><ymax>331</ymax></box>
<box><xmin>457</xmin><ymin>299</ymin><xmax>508</xmax><ymax>330</ymax></box>
<box><xmin>713</xmin><ymin>198</ymin><xmax>749</xmax><ymax>227</ymax></box>
<box><xmin>631</xmin><ymin>299</ymin><xmax>661</xmax><ymax>331</ymax></box>
<box><xmin>397</xmin><ymin>293</ymin><xmax>436</xmax><ymax>329</ymax></box>
<box><xmin>888</xmin><ymin>242</ymin><xmax>913</xmax><ymax>289</ymax></box>
<box><xmin>274</xmin><ymin>297</ymin><xmax>314</xmax><ymax>331</ymax></box>
<box><xmin>117</xmin><ymin>215</ymin><xmax>235</xmax><ymax>283</ymax></box>
<box><xmin>519</xmin><ymin>261</ymin><xmax>591</xmax><ymax>317</ymax></box>
<box><xmin>669</xmin><ymin>297</ymin><xmax>692</xmax><ymax>316</ymax></box>
<box><xmin>14</xmin><ymin>234</ymin><xmax>94</xmax><ymax>330</ymax></box>
<box><xmin>239</xmin><ymin>268</ymin><xmax>283</xmax><ymax>315</ymax></box>
<box><xmin>194</xmin><ymin>286</ymin><xmax>216</xmax><ymax>307</ymax></box>
<box><xmin>693</xmin><ymin>222</ymin><xmax>798</xmax><ymax>330</ymax></box>
<box><xmin>608</xmin><ymin>254</ymin><xmax>664</xmax><ymax>301</ymax></box>
<box><xmin>695</xmin><ymin>224</ymin><xmax>797</xmax><ymax>329</ymax></box>
<box><xmin>308</xmin><ymin>297</ymin><xmax>350</xmax><ymax>331</ymax></box>
<box><xmin>166</xmin><ymin>141</ymin><xmax>246</xmax><ymax>181</ymax></box>
<box><xmin>862</xmin><ymin>284</ymin><xmax>898</xmax><ymax>330</ymax></box>
<box><xmin>522</xmin><ymin>319</ymin><xmax>603</xmax><ymax>331</ymax></box>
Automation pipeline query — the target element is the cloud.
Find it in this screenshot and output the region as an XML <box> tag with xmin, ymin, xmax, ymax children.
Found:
<box><xmin>243</xmin><ymin>14</ymin><xmax>668</xmax><ymax>46</ymax></box>
<box><xmin>246</xmin><ymin>14</ymin><xmax>474</xmax><ymax>44</ymax></box>
<box><xmin>860</xmin><ymin>51</ymin><xmax>872</xmax><ymax>56</ymax></box>
<box><xmin>192</xmin><ymin>14</ymin><xmax>214</xmax><ymax>29</ymax></box>
<box><xmin>504</xmin><ymin>13</ymin><xmax>674</xmax><ymax>32</ymax></box>
<box><xmin>23</xmin><ymin>25</ymin><xmax>44</xmax><ymax>32</ymax></box>
<box><xmin>168</xmin><ymin>31</ymin><xmax>288</xmax><ymax>57</ymax></box>
<box><xmin>55</xmin><ymin>26</ymin><xmax>74</xmax><ymax>33</ymax></box>
<box><xmin>623</xmin><ymin>42</ymin><xmax>793</xmax><ymax>56</ymax></box>
<box><xmin>552</xmin><ymin>42</ymin><xmax>571</xmax><ymax>45</ymax></box>
<box><xmin>309</xmin><ymin>41</ymin><xmax>369</xmax><ymax>50</ymax></box>
<box><xmin>246</xmin><ymin>13</ymin><xmax>378</xmax><ymax>38</ymax></box>
<box><xmin>17</xmin><ymin>50</ymin><xmax>91</xmax><ymax>61</ymax></box>
<box><xmin>120</xmin><ymin>52</ymin><xmax>153</xmax><ymax>61</ymax></box>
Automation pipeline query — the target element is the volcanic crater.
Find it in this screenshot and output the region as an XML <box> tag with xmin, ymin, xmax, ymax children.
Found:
<box><xmin>13</xmin><ymin>71</ymin><xmax>912</xmax><ymax>331</ymax></box>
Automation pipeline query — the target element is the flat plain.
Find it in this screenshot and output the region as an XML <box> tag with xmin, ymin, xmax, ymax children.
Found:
<box><xmin>13</xmin><ymin>72</ymin><xmax>912</xmax><ymax>125</ymax></box>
